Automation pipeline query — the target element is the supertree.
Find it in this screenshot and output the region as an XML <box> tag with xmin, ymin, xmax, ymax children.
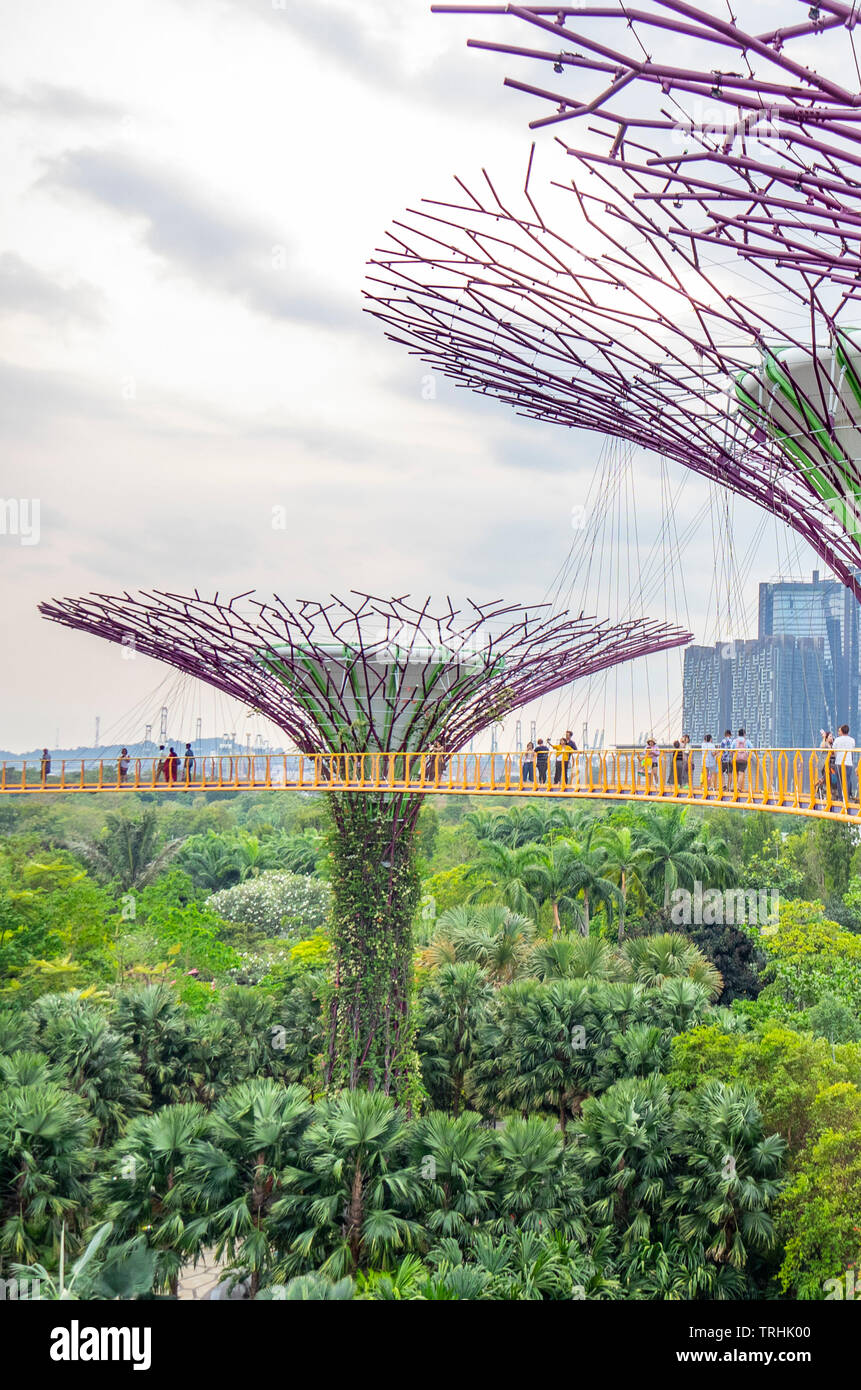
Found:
<box><xmin>366</xmin><ymin>2</ymin><xmax>861</xmax><ymax>594</ymax></box>
<box><xmin>38</xmin><ymin>588</ymin><xmax>689</xmax><ymax>1104</ymax></box>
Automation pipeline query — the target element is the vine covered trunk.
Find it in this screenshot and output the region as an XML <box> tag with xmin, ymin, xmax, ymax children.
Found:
<box><xmin>324</xmin><ymin>790</ymin><xmax>422</xmax><ymax>1108</ymax></box>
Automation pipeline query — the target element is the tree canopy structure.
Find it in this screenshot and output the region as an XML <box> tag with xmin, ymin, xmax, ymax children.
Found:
<box><xmin>39</xmin><ymin>588</ymin><xmax>688</xmax><ymax>1104</ymax></box>
<box><xmin>367</xmin><ymin>2</ymin><xmax>861</xmax><ymax>595</ymax></box>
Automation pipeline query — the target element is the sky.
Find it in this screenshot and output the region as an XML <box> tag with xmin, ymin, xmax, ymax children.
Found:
<box><xmin>0</xmin><ymin>0</ymin><xmax>828</xmax><ymax>754</ymax></box>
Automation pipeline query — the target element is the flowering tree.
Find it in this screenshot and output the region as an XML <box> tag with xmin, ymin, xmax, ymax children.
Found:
<box><xmin>206</xmin><ymin>872</ymin><xmax>331</xmax><ymax>941</ymax></box>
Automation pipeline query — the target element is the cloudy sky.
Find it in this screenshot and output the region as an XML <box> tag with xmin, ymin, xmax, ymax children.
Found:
<box><xmin>0</xmin><ymin>0</ymin><xmax>822</xmax><ymax>754</ymax></box>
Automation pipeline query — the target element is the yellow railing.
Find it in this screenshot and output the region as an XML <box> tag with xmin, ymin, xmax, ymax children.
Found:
<box><xmin>1</xmin><ymin>748</ymin><xmax>858</xmax><ymax>820</ymax></box>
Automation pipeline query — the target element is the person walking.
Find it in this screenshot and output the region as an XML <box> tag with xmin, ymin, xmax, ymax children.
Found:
<box><xmin>522</xmin><ymin>741</ymin><xmax>535</xmax><ymax>786</ymax></box>
<box><xmin>702</xmin><ymin>733</ymin><xmax>717</xmax><ymax>793</ymax></box>
<box><xmin>833</xmin><ymin>724</ymin><xmax>856</xmax><ymax>802</ymax></box>
<box><xmin>734</xmin><ymin>728</ymin><xmax>749</xmax><ymax>794</ymax></box>
<box><xmin>183</xmin><ymin>742</ymin><xmax>195</xmax><ymax>785</ymax></box>
<box><xmin>156</xmin><ymin>745</ymin><xmax>166</xmax><ymax>783</ymax></box>
<box><xmin>40</xmin><ymin>748</ymin><xmax>51</xmax><ymax>785</ymax></box>
<box><xmin>118</xmin><ymin>748</ymin><xmax>130</xmax><ymax>784</ymax></box>
<box><xmin>536</xmin><ymin>739</ymin><xmax>549</xmax><ymax>786</ymax></box>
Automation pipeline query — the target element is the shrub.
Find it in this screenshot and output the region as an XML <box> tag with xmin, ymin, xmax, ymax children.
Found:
<box><xmin>206</xmin><ymin>872</ymin><xmax>331</xmax><ymax>940</ymax></box>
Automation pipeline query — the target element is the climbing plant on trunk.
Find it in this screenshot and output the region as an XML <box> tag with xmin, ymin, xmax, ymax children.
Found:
<box><xmin>324</xmin><ymin>791</ymin><xmax>423</xmax><ymax>1109</ymax></box>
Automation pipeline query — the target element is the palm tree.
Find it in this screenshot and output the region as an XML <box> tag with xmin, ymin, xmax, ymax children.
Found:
<box><xmin>408</xmin><ymin>1111</ymin><xmax>498</xmax><ymax>1241</ymax></box>
<box><xmin>491</xmin><ymin>1116</ymin><xmax>588</xmax><ymax>1241</ymax></box>
<box><xmin>668</xmin><ymin>1082</ymin><xmax>785</xmax><ymax>1269</ymax></box>
<box><xmin>113</xmin><ymin>983</ymin><xmax>200</xmax><ymax>1109</ymax></box>
<box><xmin>179</xmin><ymin>831</ymin><xmax>243</xmax><ymax>892</ymax></box>
<box><xmin>0</xmin><ymin>1081</ymin><xmax>95</xmax><ymax>1269</ymax></box>
<box><xmin>530</xmin><ymin>936</ymin><xmax>619</xmax><ymax>981</ymax></box>
<box><xmin>68</xmin><ymin>809</ymin><xmax>184</xmax><ymax>892</ymax></box>
<box><xmin>466</xmin><ymin>842</ymin><xmax>541</xmax><ymax>919</ymax></box>
<box><xmin>442</xmin><ymin>905</ymin><xmax>537</xmax><ymax>986</ymax></box>
<box><xmin>420</xmin><ymin>961</ymin><xmax>494</xmax><ymax>1115</ymax></box>
<box><xmin>578</xmin><ymin>1074</ymin><xmax>678</xmax><ymax>1250</ymax></box>
<box><xmin>274</xmin><ymin>1091</ymin><xmax>423</xmax><ymax>1278</ymax></box>
<box><xmin>619</xmin><ymin>933</ymin><xmax>723</xmax><ymax>1001</ymax></box>
<box><xmin>636</xmin><ymin>807</ymin><xmax>735</xmax><ymax>912</ymax></box>
<box><xmin>31</xmin><ymin>994</ymin><xmax>148</xmax><ymax>1145</ymax></box>
<box><xmin>177</xmin><ymin>1079</ymin><xmax>314</xmax><ymax>1296</ymax></box>
<box><xmin>486</xmin><ymin>805</ymin><xmax>579</xmax><ymax>847</ymax></box>
<box><xmin>494</xmin><ymin>979</ymin><xmax>607</xmax><ymax>1134</ymax></box>
<box><xmin>100</xmin><ymin>1103</ymin><xmax>208</xmax><ymax>1294</ymax></box>
<box><xmin>596</xmin><ymin>825</ymin><xmax>653</xmax><ymax>941</ymax></box>
<box><xmin>463</xmin><ymin>810</ymin><xmax>498</xmax><ymax>843</ymax></box>
<box><xmin>526</xmin><ymin>841</ymin><xmax>621</xmax><ymax>937</ymax></box>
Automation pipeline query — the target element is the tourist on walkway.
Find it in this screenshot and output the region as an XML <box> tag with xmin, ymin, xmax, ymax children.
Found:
<box><xmin>535</xmin><ymin>739</ymin><xmax>549</xmax><ymax>786</ymax></box>
<box><xmin>833</xmin><ymin>724</ymin><xmax>856</xmax><ymax>801</ymax></box>
<box><xmin>118</xmin><ymin>748</ymin><xmax>130</xmax><ymax>784</ymax></box>
<box><xmin>165</xmin><ymin>747</ymin><xmax>180</xmax><ymax>785</ymax></box>
<box><xmin>702</xmin><ymin>733</ymin><xmax>717</xmax><ymax>792</ymax></box>
<box><xmin>671</xmin><ymin>740</ymin><xmax>684</xmax><ymax>789</ymax></box>
<box><xmin>563</xmin><ymin>730</ymin><xmax>578</xmax><ymax>785</ymax></box>
<box><xmin>679</xmin><ymin>733</ymin><xmax>692</xmax><ymax>786</ymax></box>
<box><xmin>642</xmin><ymin>737</ymin><xmax>659</xmax><ymax>793</ymax></box>
<box><xmin>719</xmin><ymin>728</ymin><xmax>734</xmax><ymax>788</ymax></box>
<box><xmin>522</xmin><ymin>741</ymin><xmax>535</xmax><ymax>785</ymax></box>
<box><xmin>816</xmin><ymin>730</ymin><xmax>833</xmax><ymax>799</ymax></box>
<box><xmin>552</xmin><ymin>733</ymin><xmax>576</xmax><ymax>787</ymax></box>
<box><xmin>735</xmin><ymin>729</ymin><xmax>749</xmax><ymax>793</ymax></box>
<box><xmin>40</xmin><ymin>748</ymin><xmax>51</xmax><ymax>785</ymax></box>
<box><xmin>156</xmin><ymin>746</ymin><xmax>166</xmax><ymax>782</ymax></box>
<box><xmin>183</xmin><ymin>742</ymin><xmax>195</xmax><ymax>784</ymax></box>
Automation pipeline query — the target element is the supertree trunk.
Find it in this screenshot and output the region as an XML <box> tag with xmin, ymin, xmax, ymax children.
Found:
<box><xmin>324</xmin><ymin>790</ymin><xmax>423</xmax><ymax>1109</ymax></box>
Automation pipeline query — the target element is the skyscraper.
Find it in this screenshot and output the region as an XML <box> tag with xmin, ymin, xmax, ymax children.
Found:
<box><xmin>759</xmin><ymin>572</ymin><xmax>860</xmax><ymax>733</ymax></box>
<box><xmin>683</xmin><ymin>573</ymin><xmax>861</xmax><ymax>747</ymax></box>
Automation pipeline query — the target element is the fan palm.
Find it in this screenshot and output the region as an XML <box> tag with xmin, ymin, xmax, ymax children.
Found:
<box><xmin>448</xmin><ymin>905</ymin><xmax>537</xmax><ymax>986</ymax></box>
<box><xmin>99</xmin><ymin>1102</ymin><xmax>208</xmax><ymax>1294</ymax></box>
<box><xmin>530</xmin><ymin>936</ymin><xmax>619</xmax><ymax>981</ymax></box>
<box><xmin>619</xmin><ymin>934</ymin><xmax>723</xmax><ymax>1002</ymax></box>
<box><xmin>272</xmin><ymin>1090</ymin><xmax>423</xmax><ymax>1279</ymax></box>
<box><xmin>578</xmin><ymin>1074</ymin><xmax>677</xmax><ymax>1251</ymax></box>
<box><xmin>0</xmin><ymin>1081</ymin><xmax>95</xmax><ymax>1268</ymax></box>
<box><xmin>31</xmin><ymin>994</ymin><xmax>148</xmax><ymax>1145</ymax></box>
<box><xmin>177</xmin><ymin>1079</ymin><xmax>314</xmax><ymax>1296</ymax></box>
<box><xmin>490</xmin><ymin>1116</ymin><xmax>588</xmax><ymax>1242</ymax></box>
<box><xmin>408</xmin><ymin>1111</ymin><xmax>499</xmax><ymax>1241</ymax></box>
<box><xmin>419</xmin><ymin>961</ymin><xmax>494</xmax><ymax>1115</ymax></box>
<box><xmin>494</xmin><ymin>979</ymin><xmax>609</xmax><ymax>1134</ymax></box>
<box><xmin>668</xmin><ymin>1082</ymin><xmax>785</xmax><ymax>1269</ymax></box>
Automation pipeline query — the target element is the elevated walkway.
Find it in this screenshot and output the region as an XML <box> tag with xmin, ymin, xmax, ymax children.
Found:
<box><xmin>2</xmin><ymin>748</ymin><xmax>857</xmax><ymax>822</ymax></box>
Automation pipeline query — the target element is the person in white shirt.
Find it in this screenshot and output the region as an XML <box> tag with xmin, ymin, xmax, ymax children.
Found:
<box><xmin>833</xmin><ymin>724</ymin><xmax>856</xmax><ymax>801</ymax></box>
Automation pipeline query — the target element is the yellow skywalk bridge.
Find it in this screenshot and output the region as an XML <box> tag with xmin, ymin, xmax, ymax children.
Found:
<box><xmin>2</xmin><ymin>748</ymin><xmax>859</xmax><ymax>824</ymax></box>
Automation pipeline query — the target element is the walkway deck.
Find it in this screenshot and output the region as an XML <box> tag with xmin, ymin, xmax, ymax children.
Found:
<box><xmin>3</xmin><ymin>749</ymin><xmax>857</xmax><ymax>822</ymax></box>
